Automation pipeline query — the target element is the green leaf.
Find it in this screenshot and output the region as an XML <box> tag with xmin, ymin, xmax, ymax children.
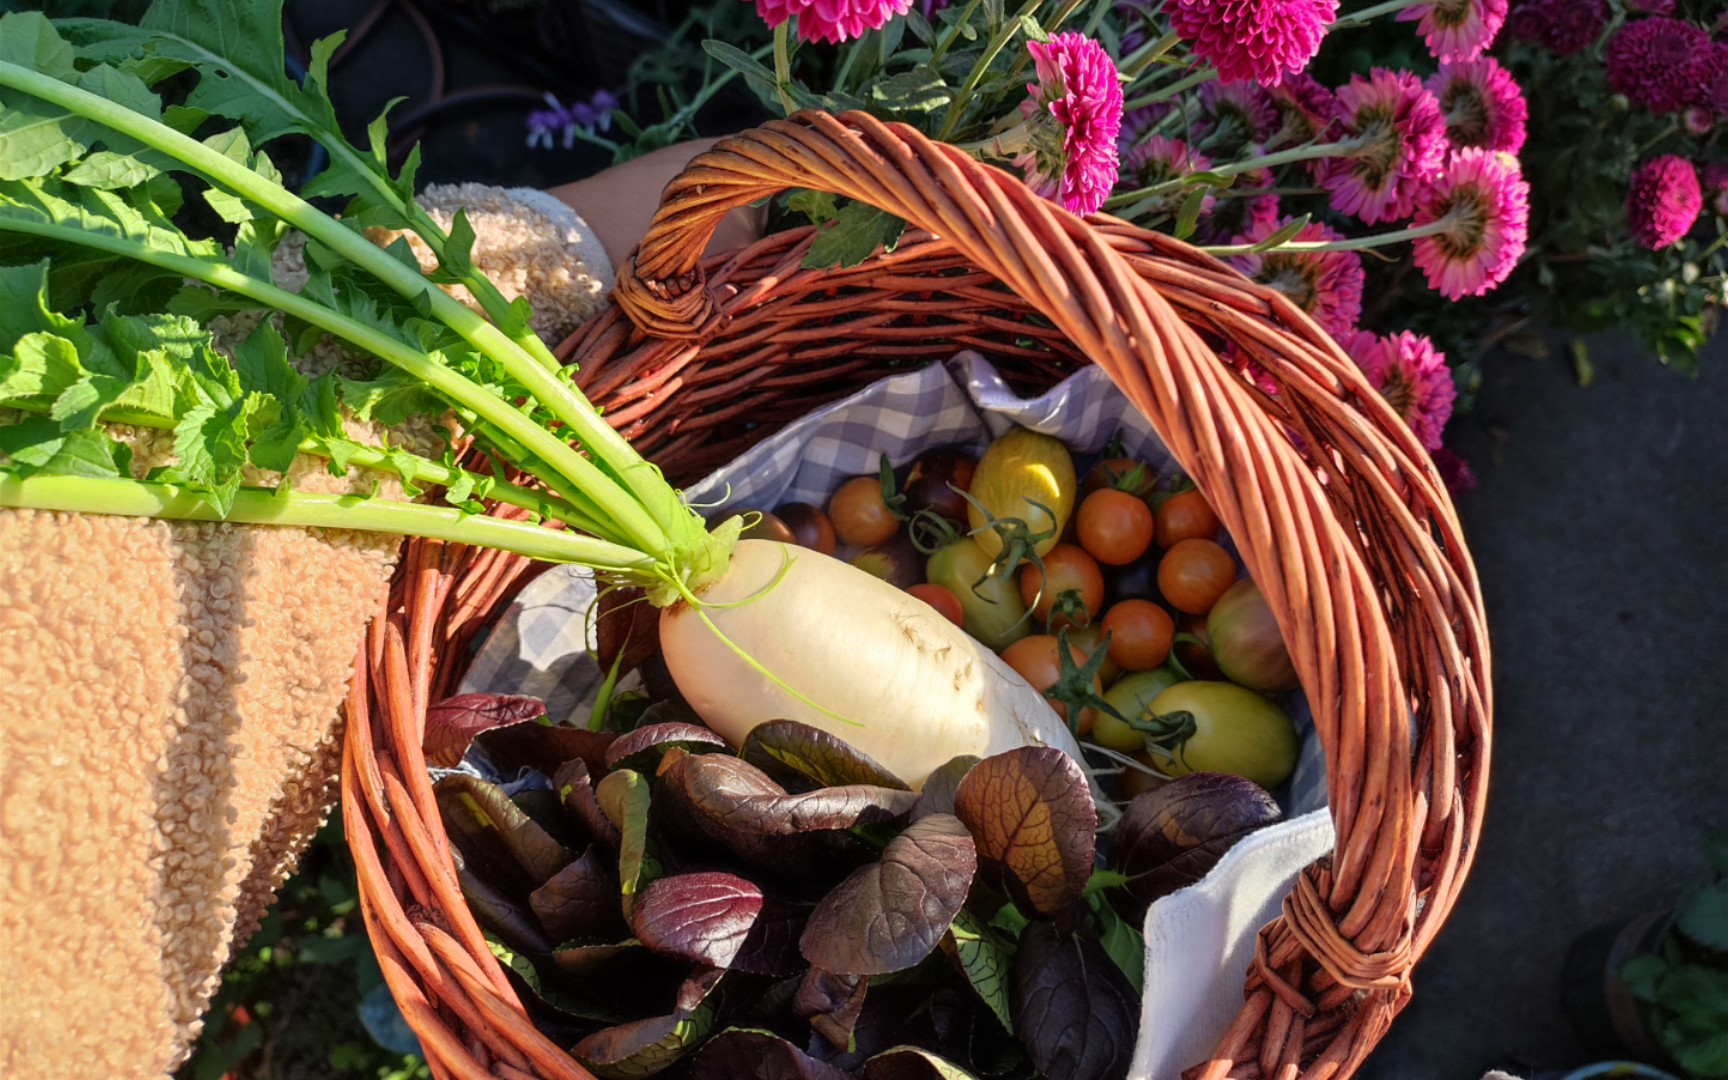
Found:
<box><xmin>1249</xmin><ymin>214</ymin><xmax>1311</xmax><ymax>253</ymax></box>
<box><xmin>787</xmin><ymin>189</ymin><xmax>840</xmax><ymax>225</ymax></box>
<box><xmin>803</xmin><ymin>202</ymin><xmax>906</xmax><ymax>270</ymax></box>
<box><xmin>0</xmin><ymin>331</ymin><xmax>85</xmax><ymax>407</ymax></box>
<box><xmin>945</xmin><ymin>909</ymin><xmax>1015</xmax><ymax>1033</ymax></box>
<box><xmin>1091</xmin><ymin>893</ymin><xmax>1146</xmax><ymax>994</ymax></box>
<box><xmin>335</xmin><ymin>366</ymin><xmax>448</xmax><ymax>427</ymax></box>
<box><xmin>1621</xmin><ymin>953</ymin><xmax>1668</xmax><ymax>1003</ymax></box>
<box><xmin>0</xmin><ymin>416</ymin><xmax>131</xmax><ymax>479</ymax></box>
<box><xmin>597</xmin><ymin>769</ymin><xmax>655</xmax><ymax>913</ymax></box>
<box><xmin>0</xmin><ymin>260</ymin><xmax>84</xmax><ymax>355</ymax></box>
<box><xmin>1675</xmin><ymin>882</ymin><xmax>1728</xmax><ymax>953</ymax></box>
<box><xmin>164</xmin><ymin>398</ymin><xmax>253</xmax><ymax>513</ymax></box>
<box><xmin>1019</xmin><ymin>14</ymin><xmax>1049</xmax><ymax>43</ymax></box>
<box><xmin>61</xmin><ymin>150</ymin><xmax>162</xmax><ymax>189</ymax></box>
<box><xmin>50</xmin><ymin>372</ymin><xmax>129</xmax><ymax>431</ymax></box>
<box><xmin>1174</xmin><ymin>186</ymin><xmax>1207</xmax><ymax>241</ymax></box>
<box><xmin>860</xmin><ymin>1046</ymin><xmax>982</xmax><ymax>1079</ymax></box>
<box><xmin>234</xmin><ymin>322</ymin><xmax>303</xmax><ymax>400</ymax></box>
<box><xmin>0</xmin><ymin>12</ymin><xmax>78</xmax><ymax>77</ymax></box>
<box><xmin>870</xmin><ymin>67</ymin><xmax>952</xmax><ymax>113</ymax></box>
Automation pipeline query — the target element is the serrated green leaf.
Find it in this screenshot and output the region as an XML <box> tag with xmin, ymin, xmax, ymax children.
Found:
<box><xmin>61</xmin><ymin>150</ymin><xmax>163</xmax><ymax>189</ymax></box>
<box><xmin>803</xmin><ymin>202</ymin><xmax>906</xmax><ymax>270</ymax></box>
<box><xmin>49</xmin><ymin>372</ymin><xmax>128</xmax><ymax>431</ymax></box>
<box><xmin>334</xmin><ymin>366</ymin><xmax>447</xmax><ymax>427</ymax></box>
<box><xmin>787</xmin><ymin>189</ymin><xmax>839</xmax><ymax>225</ymax></box>
<box><xmin>234</xmin><ymin>323</ymin><xmax>303</xmax><ymax>400</ymax></box>
<box><xmin>0</xmin><ymin>12</ymin><xmax>78</xmax><ymax>77</ymax></box>
<box><xmin>165</xmin><ymin>396</ymin><xmax>253</xmax><ymax>513</ymax></box>
<box><xmin>0</xmin><ymin>331</ymin><xmax>85</xmax><ymax>407</ymax></box>
<box><xmin>0</xmin><ymin>416</ymin><xmax>131</xmax><ymax>479</ymax></box>
<box><xmin>946</xmin><ymin>908</ymin><xmax>1015</xmax><ymax>1033</ymax></box>
<box><xmin>1675</xmin><ymin>882</ymin><xmax>1728</xmax><ymax>953</ymax></box>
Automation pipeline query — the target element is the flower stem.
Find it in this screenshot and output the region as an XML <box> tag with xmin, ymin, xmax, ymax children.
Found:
<box><xmin>1104</xmin><ymin>139</ymin><xmax>1355</xmax><ymax>209</ymax></box>
<box><xmin>773</xmin><ymin>22</ymin><xmax>796</xmax><ymax>115</ymax></box>
<box><xmin>1328</xmin><ymin>0</ymin><xmax>1426</xmax><ymax>32</ymax></box>
<box><xmin>929</xmin><ymin>0</ymin><xmax>982</xmax><ymax>67</ymax></box>
<box><xmin>1198</xmin><ymin>217</ymin><xmax>1450</xmax><ymax>256</ymax></box>
<box><xmin>1120</xmin><ymin>31</ymin><xmax>1183</xmax><ymax>79</ymax></box>
<box><xmin>937</xmin><ymin>0</ymin><xmax>1045</xmax><ymax>143</ymax></box>
<box><xmin>1122</xmin><ymin>66</ymin><xmax>1217</xmax><ymax>111</ymax></box>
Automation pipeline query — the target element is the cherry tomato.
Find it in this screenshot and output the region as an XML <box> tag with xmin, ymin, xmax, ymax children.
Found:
<box><xmin>1082</xmin><ymin>457</ymin><xmax>1158</xmax><ymax>501</ymax></box>
<box><xmin>1157</xmin><ymin>538</ymin><xmax>1237</xmax><ymax>615</ymax></box>
<box><xmin>1091</xmin><ymin>667</ymin><xmax>1185</xmax><ymax>752</ymax></box>
<box><xmin>737</xmin><ymin>509</ymin><xmax>796</xmax><ymax>544</ymax></box>
<box><xmin>1018</xmin><ymin>543</ymin><xmax>1105</xmax><ymax>629</ymax></box>
<box><xmin>828</xmin><ymin>474</ymin><xmax>900</xmax><ymax>548</ymax></box>
<box><xmin>1207</xmin><ymin>578</ymin><xmax>1299</xmax><ymax>692</ymax></box>
<box><xmin>1145</xmin><ymin>680</ymin><xmax>1299</xmax><ymax>789</ymax></box>
<box><xmin>1100</xmin><ymin>599</ymin><xmax>1175</xmax><ymax>672</ymax></box>
<box><xmin>1174</xmin><ymin>613</ymin><xmax>1223</xmax><ymax>680</ymax></box>
<box><xmin>1076</xmin><ymin>489</ymin><xmax>1155</xmax><ymax>566</ymax></box>
<box><xmin>1154</xmin><ymin>489</ymin><xmax>1221</xmax><ymax>548</ymax></box>
<box><xmin>1001</xmin><ymin>634</ymin><xmax>1099</xmax><ymax>736</ymax></box>
<box><xmin>776</xmin><ymin>502</ymin><xmax>837</xmax><ymax>555</ymax></box>
<box><xmin>904</xmin><ymin>447</ymin><xmax>978</xmax><ymax>526</ymax></box>
<box><xmin>907</xmin><ymin>582</ymin><xmax>965</xmax><ymax>627</ymax></box>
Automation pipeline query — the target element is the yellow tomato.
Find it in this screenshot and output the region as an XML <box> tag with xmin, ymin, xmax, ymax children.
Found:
<box><xmin>966</xmin><ymin>429</ymin><xmax>1076</xmax><ymax>562</ymax></box>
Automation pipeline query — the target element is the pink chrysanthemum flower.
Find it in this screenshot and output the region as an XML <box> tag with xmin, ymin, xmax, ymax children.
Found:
<box><xmin>1195</xmin><ymin>165</ymin><xmax>1280</xmax><ymax>244</ymax></box>
<box><xmin>1626</xmin><ymin>155</ymin><xmax>1703</xmax><ymax>249</ymax></box>
<box><xmin>1626</xmin><ymin>0</ymin><xmax>1675</xmax><ymax>13</ymax></box>
<box><xmin>1013</xmin><ymin>33</ymin><xmax>1124</xmax><ymax>216</ymax></box>
<box><xmin>752</xmin><ymin>0</ymin><xmax>912</xmax><ymax>44</ymax></box>
<box><xmin>1344</xmin><ymin>330</ymin><xmax>1456</xmax><ymax>451</ymax></box>
<box><xmin>1196</xmin><ymin>81</ymin><xmax>1280</xmax><ymax>153</ymax></box>
<box><xmin>1267</xmin><ymin>72</ymin><xmax>1337</xmax><ymax>146</ymax></box>
<box><xmin>1319</xmin><ymin>69</ymin><xmax>1449</xmax><ymax>225</ymax></box>
<box><xmin>1412</xmin><ymin>148</ymin><xmax>1530</xmax><ymax>299</ymax></box>
<box><xmin>1431</xmin><ymin>447</ymin><xmax>1479</xmax><ymax>494</ymax></box>
<box><xmin>1508</xmin><ymin>0</ymin><xmax>1608</xmax><ymax>57</ymax></box>
<box><xmin>1703</xmin><ymin>163</ymin><xmax>1728</xmax><ymax>219</ymax></box>
<box><xmin>1605</xmin><ymin>17</ymin><xmax>1715</xmax><ymax>116</ymax></box>
<box><xmin>1168</xmin><ymin>0</ymin><xmax>1340</xmax><ymax>87</ymax></box>
<box><xmin>1426</xmin><ymin>58</ymin><xmax>1528</xmax><ymax>155</ymax></box>
<box><xmin>1398</xmin><ymin>0</ymin><xmax>1508</xmax><ymax>62</ymax></box>
<box><xmin>1120</xmin><ymin>136</ymin><xmax>1216</xmax><ymax>216</ymax></box>
<box><xmin>1703</xmin><ymin>44</ymin><xmax>1728</xmax><ymax>116</ymax></box>
<box><xmin>1229</xmin><ymin>216</ymin><xmax>1365</xmax><ymax>337</ymax></box>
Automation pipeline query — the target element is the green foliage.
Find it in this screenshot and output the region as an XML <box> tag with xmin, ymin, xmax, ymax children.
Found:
<box><xmin>1620</xmin><ymin>828</ymin><xmax>1728</xmax><ymax>1078</ymax></box>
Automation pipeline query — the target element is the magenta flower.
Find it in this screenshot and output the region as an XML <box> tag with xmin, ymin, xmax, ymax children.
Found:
<box><xmin>1318</xmin><ymin>69</ymin><xmax>1449</xmax><ymax>225</ymax></box>
<box><xmin>1168</xmin><ymin>0</ymin><xmax>1340</xmax><ymax>87</ymax></box>
<box><xmin>1704</xmin><ymin>163</ymin><xmax>1728</xmax><ymax>219</ymax></box>
<box><xmin>1626</xmin><ymin>0</ymin><xmax>1675</xmax><ymax>13</ymax></box>
<box><xmin>1014</xmin><ymin>33</ymin><xmax>1124</xmax><ymax>216</ymax></box>
<box><xmin>1431</xmin><ymin>447</ymin><xmax>1479</xmax><ymax>494</ymax></box>
<box><xmin>1626</xmin><ymin>155</ymin><xmax>1703</xmax><ymax>250</ymax></box>
<box><xmin>752</xmin><ymin>0</ymin><xmax>912</xmax><ymax>44</ymax></box>
<box><xmin>1426</xmin><ymin>58</ymin><xmax>1528</xmax><ymax>156</ymax></box>
<box><xmin>1703</xmin><ymin>44</ymin><xmax>1728</xmax><ymax>116</ymax></box>
<box><xmin>1605</xmin><ymin>17</ymin><xmax>1715</xmax><ymax>116</ymax></box>
<box><xmin>1412</xmin><ymin>148</ymin><xmax>1529</xmax><ymax>299</ymax></box>
<box><xmin>1195</xmin><ymin>81</ymin><xmax>1280</xmax><ymax>153</ymax></box>
<box><xmin>1229</xmin><ymin>216</ymin><xmax>1365</xmax><ymax>337</ymax></box>
<box><xmin>1267</xmin><ymin>72</ymin><xmax>1337</xmax><ymax>146</ymax></box>
<box><xmin>1120</xmin><ymin>136</ymin><xmax>1216</xmax><ymax>216</ymax></box>
<box><xmin>1344</xmin><ymin>330</ymin><xmax>1456</xmax><ymax>451</ymax></box>
<box><xmin>1398</xmin><ymin>0</ymin><xmax>1508</xmax><ymax>62</ymax></box>
<box><xmin>1118</xmin><ymin>103</ymin><xmax>1176</xmax><ymax>152</ymax></box>
<box><xmin>1508</xmin><ymin>0</ymin><xmax>1608</xmax><ymax>57</ymax></box>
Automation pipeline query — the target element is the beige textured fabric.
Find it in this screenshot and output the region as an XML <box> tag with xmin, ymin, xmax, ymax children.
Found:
<box><xmin>0</xmin><ymin>186</ymin><xmax>606</xmax><ymax>1078</ymax></box>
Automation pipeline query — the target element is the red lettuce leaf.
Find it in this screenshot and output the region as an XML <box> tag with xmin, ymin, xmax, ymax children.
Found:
<box><xmin>1009</xmin><ymin>922</ymin><xmax>1137</xmax><ymax>1080</ymax></box>
<box><xmin>687</xmin><ymin>1028</ymin><xmax>856</xmax><ymax>1080</ymax></box>
<box><xmin>529</xmin><ymin>847</ymin><xmax>627</xmax><ymax>944</ymax></box>
<box><xmin>799</xmin><ymin>815</ymin><xmax>976</xmax><ymax>976</ymax></box>
<box><xmin>554</xmin><ymin>757</ymin><xmax>622</xmax><ymax>855</ymax></box>
<box><xmin>631</xmin><ymin>872</ymin><xmax>765</xmax><ymax>969</ymax></box>
<box><xmin>796</xmin><ymin>968</ymin><xmax>869</xmax><ymax>1052</ymax></box>
<box><xmin>1108</xmin><ymin>772</ymin><xmax>1281</xmax><ymax>925</ymax></box>
<box><xmin>424</xmin><ymin>692</ymin><xmax>546</xmax><ymax>767</ymax></box>
<box><xmin>434</xmin><ymin>773</ymin><xmax>575</xmax><ymax>896</ymax></box>
<box><xmin>605</xmin><ymin>720</ymin><xmax>730</xmax><ymax>773</ymax></box>
<box><xmin>952</xmin><ymin>747</ymin><xmax>1096</xmax><ymax>918</ymax></box>
<box><xmin>741</xmin><ymin>720</ymin><xmax>910</xmax><ymax>793</ymax></box>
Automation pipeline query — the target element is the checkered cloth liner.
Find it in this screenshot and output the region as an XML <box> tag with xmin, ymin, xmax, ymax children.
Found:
<box><xmin>458</xmin><ymin>351</ymin><xmax>1327</xmax><ymax>817</ymax></box>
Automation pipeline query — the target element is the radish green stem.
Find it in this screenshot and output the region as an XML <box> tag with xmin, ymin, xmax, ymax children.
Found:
<box><xmin>0</xmin><ymin>475</ymin><xmax>657</xmax><ymax>571</ymax></box>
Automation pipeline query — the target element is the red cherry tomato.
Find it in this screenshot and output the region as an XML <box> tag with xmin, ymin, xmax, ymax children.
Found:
<box><xmin>1100</xmin><ymin>599</ymin><xmax>1175</xmax><ymax>672</ymax></box>
<box><xmin>1018</xmin><ymin>544</ymin><xmax>1105</xmax><ymax>629</ymax></box>
<box><xmin>1154</xmin><ymin>489</ymin><xmax>1221</xmax><ymax>548</ymax></box>
<box><xmin>907</xmin><ymin>582</ymin><xmax>965</xmax><ymax>627</ymax></box>
<box><xmin>1076</xmin><ymin>489</ymin><xmax>1155</xmax><ymax>566</ymax></box>
<box><xmin>1157</xmin><ymin>538</ymin><xmax>1237</xmax><ymax>615</ymax></box>
<box><xmin>1001</xmin><ymin>634</ymin><xmax>1099</xmax><ymax>736</ymax></box>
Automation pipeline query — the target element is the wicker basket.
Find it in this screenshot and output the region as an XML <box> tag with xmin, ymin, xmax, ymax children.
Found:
<box><xmin>343</xmin><ymin>111</ymin><xmax>1491</xmax><ymax>1080</ymax></box>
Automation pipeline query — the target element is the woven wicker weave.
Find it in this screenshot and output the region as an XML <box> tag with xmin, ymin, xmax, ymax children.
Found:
<box><xmin>344</xmin><ymin>111</ymin><xmax>1491</xmax><ymax>1080</ymax></box>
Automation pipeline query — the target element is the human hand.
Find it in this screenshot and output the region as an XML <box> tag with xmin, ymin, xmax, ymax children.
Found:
<box><xmin>547</xmin><ymin>138</ymin><xmax>767</xmax><ymax>274</ymax></box>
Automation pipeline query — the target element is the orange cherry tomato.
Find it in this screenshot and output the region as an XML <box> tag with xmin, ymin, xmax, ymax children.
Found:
<box><xmin>907</xmin><ymin>582</ymin><xmax>965</xmax><ymax>627</ymax></box>
<box><xmin>828</xmin><ymin>474</ymin><xmax>900</xmax><ymax>548</ymax></box>
<box><xmin>1018</xmin><ymin>544</ymin><xmax>1105</xmax><ymax>629</ymax></box>
<box><xmin>1100</xmin><ymin>599</ymin><xmax>1175</xmax><ymax>671</ymax></box>
<box><xmin>1076</xmin><ymin>489</ymin><xmax>1155</xmax><ymax>566</ymax></box>
<box><xmin>1156</xmin><ymin>538</ymin><xmax>1237</xmax><ymax>614</ymax></box>
<box><xmin>1001</xmin><ymin>634</ymin><xmax>1098</xmax><ymax>736</ymax></box>
<box><xmin>1154</xmin><ymin>489</ymin><xmax>1221</xmax><ymax>548</ymax></box>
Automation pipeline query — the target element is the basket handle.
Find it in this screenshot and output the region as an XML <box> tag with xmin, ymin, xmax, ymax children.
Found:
<box><xmin>621</xmin><ymin>106</ymin><xmax>1419</xmax><ymax>1002</ymax></box>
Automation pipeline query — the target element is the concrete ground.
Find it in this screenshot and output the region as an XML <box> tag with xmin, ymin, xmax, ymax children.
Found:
<box><xmin>1361</xmin><ymin>331</ymin><xmax>1728</xmax><ymax>1079</ymax></box>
